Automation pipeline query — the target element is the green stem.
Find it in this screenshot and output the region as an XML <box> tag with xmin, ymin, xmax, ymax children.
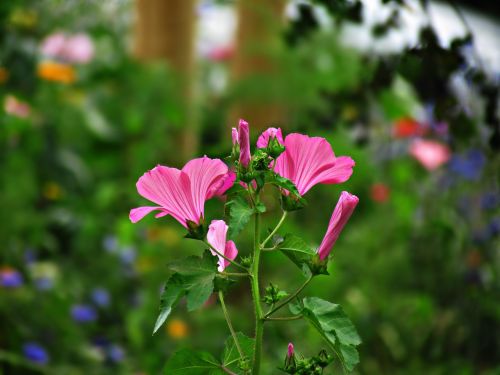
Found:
<box><xmin>250</xmin><ymin>212</ymin><xmax>264</xmax><ymax>375</ymax></box>
<box><xmin>219</xmin><ymin>291</ymin><xmax>244</xmax><ymax>361</ymax></box>
<box><xmin>203</xmin><ymin>240</ymin><xmax>248</xmax><ymax>272</ymax></box>
<box><xmin>264</xmin><ymin>315</ymin><xmax>302</xmax><ymax>321</ymax></box>
<box><xmin>264</xmin><ymin>275</ymin><xmax>313</xmax><ymax>318</ymax></box>
<box><xmin>260</xmin><ymin>211</ymin><xmax>287</xmax><ymax>248</ymax></box>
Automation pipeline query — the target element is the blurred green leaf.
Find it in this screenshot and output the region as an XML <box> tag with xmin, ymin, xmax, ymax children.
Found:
<box><xmin>226</xmin><ymin>196</ymin><xmax>254</xmax><ymax>239</ymax></box>
<box><xmin>290</xmin><ymin>297</ymin><xmax>361</xmax><ymax>371</ymax></box>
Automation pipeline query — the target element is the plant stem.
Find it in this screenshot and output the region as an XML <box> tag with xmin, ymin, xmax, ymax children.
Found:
<box><xmin>250</xmin><ymin>212</ymin><xmax>264</xmax><ymax>375</ymax></box>
<box><xmin>264</xmin><ymin>315</ymin><xmax>302</xmax><ymax>321</ymax></box>
<box><xmin>219</xmin><ymin>291</ymin><xmax>244</xmax><ymax>361</ymax></box>
<box><xmin>203</xmin><ymin>240</ymin><xmax>248</xmax><ymax>272</ymax></box>
<box><xmin>260</xmin><ymin>211</ymin><xmax>287</xmax><ymax>248</ymax></box>
<box><xmin>264</xmin><ymin>275</ymin><xmax>313</xmax><ymax>319</ymax></box>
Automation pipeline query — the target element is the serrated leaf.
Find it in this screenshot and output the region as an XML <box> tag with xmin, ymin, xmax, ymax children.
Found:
<box><xmin>290</xmin><ymin>297</ymin><xmax>361</xmax><ymax>372</ymax></box>
<box><xmin>226</xmin><ymin>196</ymin><xmax>254</xmax><ymax>238</ymax></box>
<box><xmin>222</xmin><ymin>332</ymin><xmax>254</xmax><ymax>373</ymax></box>
<box><xmin>169</xmin><ymin>250</ymin><xmax>219</xmax><ymax>276</ymax></box>
<box><xmin>153</xmin><ymin>274</ymin><xmax>185</xmax><ymax>334</ymax></box>
<box><xmin>164</xmin><ymin>349</ymin><xmax>224</xmax><ymax>374</ymax></box>
<box><xmin>266</xmin><ymin>173</ymin><xmax>301</xmax><ymax>197</ymax></box>
<box><xmin>277</xmin><ymin>234</ymin><xmax>316</xmax><ymax>274</ymax></box>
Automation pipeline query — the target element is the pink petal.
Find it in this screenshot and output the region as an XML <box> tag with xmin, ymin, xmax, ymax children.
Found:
<box><xmin>409</xmin><ymin>139</ymin><xmax>450</xmax><ymax>171</ymax></box>
<box><xmin>136</xmin><ymin>165</ymin><xmax>197</xmax><ymax>227</ymax></box>
<box><xmin>62</xmin><ymin>34</ymin><xmax>94</xmax><ymax>64</ymax></box>
<box><xmin>232</xmin><ymin>128</ymin><xmax>239</xmax><ymax>146</ymax></box>
<box><xmin>182</xmin><ymin>157</ymin><xmax>230</xmax><ymax>210</ymax></box>
<box><xmin>238</xmin><ymin>119</ymin><xmax>251</xmax><ymax>167</ymax></box>
<box><xmin>287</xmin><ymin>343</ymin><xmax>294</xmax><ymax>358</ymax></box>
<box><xmin>275</xmin><ymin>133</ymin><xmax>338</xmax><ymax>195</ymax></box>
<box><xmin>40</xmin><ymin>33</ymin><xmax>67</xmax><ymax>58</ymax></box>
<box><xmin>317</xmin><ymin>191</ymin><xmax>359</xmax><ymax>260</ymax></box>
<box><xmin>207</xmin><ymin>220</ymin><xmax>229</xmax><ymax>271</ymax></box>
<box><xmin>129</xmin><ymin>206</ymin><xmax>163</xmax><ymax>223</ymax></box>
<box><xmin>314</xmin><ymin>156</ymin><xmax>355</xmax><ymax>185</ymax></box>
<box><xmin>222</xmin><ymin>240</ymin><xmax>238</xmax><ymax>271</ymax></box>
<box><xmin>256</xmin><ymin>127</ymin><xmax>284</xmax><ymax>148</ymax></box>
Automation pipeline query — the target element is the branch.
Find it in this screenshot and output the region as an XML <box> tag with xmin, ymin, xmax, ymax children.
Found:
<box><xmin>219</xmin><ymin>291</ymin><xmax>245</xmax><ymax>362</ymax></box>
<box><xmin>264</xmin><ymin>275</ymin><xmax>313</xmax><ymax>319</ymax></box>
<box><xmin>260</xmin><ymin>211</ymin><xmax>287</xmax><ymax>248</ymax></box>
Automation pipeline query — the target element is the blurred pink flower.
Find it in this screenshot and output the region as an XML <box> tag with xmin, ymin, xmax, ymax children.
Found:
<box><xmin>40</xmin><ymin>32</ymin><xmax>94</xmax><ymax>64</ymax></box>
<box><xmin>231</xmin><ymin>127</ymin><xmax>239</xmax><ymax>147</ymax></box>
<box><xmin>317</xmin><ymin>191</ymin><xmax>359</xmax><ymax>260</ymax></box>
<box><xmin>207</xmin><ymin>220</ymin><xmax>238</xmax><ymax>271</ymax></box>
<box><xmin>40</xmin><ymin>33</ymin><xmax>66</xmax><ymax>58</ymax></box>
<box><xmin>287</xmin><ymin>343</ymin><xmax>294</xmax><ymax>358</ymax></box>
<box><xmin>257</xmin><ymin>127</ymin><xmax>284</xmax><ymax>148</ymax></box>
<box><xmin>274</xmin><ymin>133</ymin><xmax>355</xmax><ymax>196</ymax></box>
<box><xmin>62</xmin><ymin>34</ymin><xmax>94</xmax><ymax>64</ymax></box>
<box><xmin>409</xmin><ymin>139</ymin><xmax>450</xmax><ymax>171</ymax></box>
<box><xmin>130</xmin><ymin>157</ymin><xmax>232</xmax><ymax>227</ymax></box>
<box><xmin>238</xmin><ymin>119</ymin><xmax>251</xmax><ymax>168</ymax></box>
<box><xmin>206</xmin><ymin>45</ymin><xmax>234</xmax><ymax>62</ymax></box>
<box><xmin>4</xmin><ymin>95</ymin><xmax>31</xmax><ymax>118</ymax></box>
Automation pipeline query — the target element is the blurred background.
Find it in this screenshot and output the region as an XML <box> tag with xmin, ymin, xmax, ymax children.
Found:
<box><xmin>1</xmin><ymin>0</ymin><xmax>499</xmax><ymax>374</ymax></box>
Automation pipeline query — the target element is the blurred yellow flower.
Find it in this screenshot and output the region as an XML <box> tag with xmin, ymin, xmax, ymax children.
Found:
<box><xmin>43</xmin><ymin>182</ymin><xmax>62</xmax><ymax>200</ymax></box>
<box><xmin>341</xmin><ymin>105</ymin><xmax>358</xmax><ymax>121</ymax></box>
<box><xmin>166</xmin><ymin>318</ymin><xmax>189</xmax><ymax>339</ymax></box>
<box><xmin>9</xmin><ymin>8</ymin><xmax>38</xmax><ymax>29</ymax></box>
<box><xmin>0</xmin><ymin>67</ymin><xmax>8</xmax><ymax>84</ymax></box>
<box><xmin>37</xmin><ymin>61</ymin><xmax>76</xmax><ymax>84</ymax></box>
<box><xmin>135</xmin><ymin>256</ymin><xmax>154</xmax><ymax>274</ymax></box>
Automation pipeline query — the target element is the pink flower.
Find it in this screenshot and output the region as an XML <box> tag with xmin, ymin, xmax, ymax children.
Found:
<box><xmin>274</xmin><ymin>133</ymin><xmax>355</xmax><ymax>196</ymax></box>
<box><xmin>40</xmin><ymin>33</ymin><xmax>66</xmax><ymax>58</ymax></box>
<box><xmin>130</xmin><ymin>157</ymin><xmax>233</xmax><ymax>227</ymax></box>
<box><xmin>317</xmin><ymin>191</ymin><xmax>359</xmax><ymax>260</ymax></box>
<box><xmin>287</xmin><ymin>343</ymin><xmax>294</xmax><ymax>358</ymax></box>
<box><xmin>4</xmin><ymin>95</ymin><xmax>31</xmax><ymax>118</ymax></box>
<box><xmin>409</xmin><ymin>139</ymin><xmax>450</xmax><ymax>171</ymax></box>
<box><xmin>206</xmin><ymin>45</ymin><xmax>234</xmax><ymax>62</ymax></box>
<box><xmin>63</xmin><ymin>34</ymin><xmax>94</xmax><ymax>64</ymax></box>
<box><xmin>231</xmin><ymin>127</ymin><xmax>239</xmax><ymax>147</ymax></box>
<box><xmin>207</xmin><ymin>220</ymin><xmax>238</xmax><ymax>271</ymax></box>
<box><xmin>257</xmin><ymin>127</ymin><xmax>284</xmax><ymax>148</ymax></box>
<box><xmin>238</xmin><ymin>119</ymin><xmax>251</xmax><ymax>167</ymax></box>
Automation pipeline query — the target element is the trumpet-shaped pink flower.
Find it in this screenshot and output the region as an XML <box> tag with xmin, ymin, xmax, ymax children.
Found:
<box><xmin>257</xmin><ymin>127</ymin><xmax>284</xmax><ymax>148</ymax></box>
<box><xmin>207</xmin><ymin>220</ymin><xmax>238</xmax><ymax>271</ymax></box>
<box><xmin>317</xmin><ymin>191</ymin><xmax>359</xmax><ymax>260</ymax></box>
<box><xmin>238</xmin><ymin>119</ymin><xmax>251</xmax><ymax>167</ymax></box>
<box><xmin>274</xmin><ymin>133</ymin><xmax>355</xmax><ymax>196</ymax></box>
<box><xmin>409</xmin><ymin>139</ymin><xmax>450</xmax><ymax>171</ymax></box>
<box><xmin>130</xmin><ymin>157</ymin><xmax>233</xmax><ymax>227</ymax></box>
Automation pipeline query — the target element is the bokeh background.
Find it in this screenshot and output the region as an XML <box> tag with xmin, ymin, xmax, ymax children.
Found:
<box><xmin>1</xmin><ymin>0</ymin><xmax>499</xmax><ymax>374</ymax></box>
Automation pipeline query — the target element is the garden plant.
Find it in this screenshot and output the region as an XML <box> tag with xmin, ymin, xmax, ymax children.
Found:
<box><xmin>130</xmin><ymin>120</ymin><xmax>361</xmax><ymax>374</ymax></box>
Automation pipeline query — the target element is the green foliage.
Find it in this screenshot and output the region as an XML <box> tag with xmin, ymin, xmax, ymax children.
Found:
<box><xmin>225</xmin><ymin>196</ymin><xmax>254</xmax><ymax>239</ymax></box>
<box><xmin>263</xmin><ymin>283</ymin><xmax>288</xmax><ymax>305</ymax></box>
<box><xmin>164</xmin><ymin>333</ymin><xmax>254</xmax><ymax>375</ymax></box>
<box><xmin>277</xmin><ymin>234</ymin><xmax>316</xmax><ymax>276</ymax></box>
<box><xmin>154</xmin><ymin>251</ymin><xmax>218</xmax><ymax>334</ymax></box>
<box><xmin>290</xmin><ymin>297</ymin><xmax>361</xmax><ymax>372</ymax></box>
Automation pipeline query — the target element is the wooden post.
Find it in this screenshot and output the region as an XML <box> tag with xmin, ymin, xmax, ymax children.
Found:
<box><xmin>134</xmin><ymin>0</ymin><xmax>197</xmax><ymax>162</ymax></box>
<box><xmin>229</xmin><ymin>0</ymin><xmax>287</xmax><ymax>131</ymax></box>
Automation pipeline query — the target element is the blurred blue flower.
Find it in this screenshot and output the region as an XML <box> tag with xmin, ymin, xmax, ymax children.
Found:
<box><xmin>120</xmin><ymin>246</ymin><xmax>136</xmax><ymax>265</ymax></box>
<box><xmin>0</xmin><ymin>268</ymin><xmax>23</xmax><ymax>288</ymax></box>
<box><xmin>91</xmin><ymin>288</ymin><xmax>110</xmax><ymax>308</ymax></box>
<box><xmin>481</xmin><ymin>192</ymin><xmax>500</xmax><ymax>210</ymax></box>
<box><xmin>34</xmin><ymin>277</ymin><xmax>54</xmax><ymax>291</ymax></box>
<box><xmin>103</xmin><ymin>235</ymin><xmax>118</xmax><ymax>253</ymax></box>
<box><xmin>488</xmin><ymin>217</ymin><xmax>500</xmax><ymax>237</ymax></box>
<box><xmin>108</xmin><ymin>344</ymin><xmax>125</xmax><ymax>363</ymax></box>
<box><xmin>449</xmin><ymin>149</ymin><xmax>485</xmax><ymax>181</ymax></box>
<box><xmin>24</xmin><ymin>248</ymin><xmax>36</xmax><ymax>264</ymax></box>
<box><xmin>71</xmin><ymin>304</ymin><xmax>97</xmax><ymax>323</ymax></box>
<box><xmin>23</xmin><ymin>342</ymin><xmax>49</xmax><ymax>365</ymax></box>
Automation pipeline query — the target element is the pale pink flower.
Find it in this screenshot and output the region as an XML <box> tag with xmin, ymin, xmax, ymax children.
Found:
<box><xmin>40</xmin><ymin>33</ymin><xmax>66</xmax><ymax>58</ymax></box>
<box><xmin>231</xmin><ymin>127</ymin><xmax>238</xmax><ymax>147</ymax></box>
<box><xmin>238</xmin><ymin>119</ymin><xmax>251</xmax><ymax>167</ymax></box>
<box><xmin>206</xmin><ymin>45</ymin><xmax>234</xmax><ymax>62</ymax></box>
<box><xmin>287</xmin><ymin>343</ymin><xmax>294</xmax><ymax>358</ymax></box>
<box><xmin>257</xmin><ymin>127</ymin><xmax>284</xmax><ymax>148</ymax></box>
<box><xmin>130</xmin><ymin>157</ymin><xmax>233</xmax><ymax>227</ymax></box>
<box><xmin>317</xmin><ymin>191</ymin><xmax>359</xmax><ymax>260</ymax></box>
<box><xmin>63</xmin><ymin>34</ymin><xmax>94</xmax><ymax>64</ymax></box>
<box><xmin>409</xmin><ymin>139</ymin><xmax>450</xmax><ymax>171</ymax></box>
<box><xmin>207</xmin><ymin>220</ymin><xmax>238</xmax><ymax>271</ymax></box>
<box><xmin>4</xmin><ymin>95</ymin><xmax>31</xmax><ymax>118</ymax></box>
<box><xmin>274</xmin><ymin>133</ymin><xmax>355</xmax><ymax>196</ymax></box>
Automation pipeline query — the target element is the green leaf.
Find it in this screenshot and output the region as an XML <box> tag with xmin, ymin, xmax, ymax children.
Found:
<box><xmin>226</xmin><ymin>195</ymin><xmax>254</xmax><ymax>238</ymax></box>
<box><xmin>153</xmin><ymin>274</ymin><xmax>185</xmax><ymax>334</ymax></box>
<box><xmin>277</xmin><ymin>234</ymin><xmax>316</xmax><ymax>274</ymax></box>
<box><xmin>153</xmin><ymin>251</ymin><xmax>218</xmax><ymax>334</ymax></box>
<box><xmin>290</xmin><ymin>297</ymin><xmax>361</xmax><ymax>372</ymax></box>
<box><xmin>221</xmin><ymin>332</ymin><xmax>254</xmax><ymax>373</ymax></box>
<box><xmin>164</xmin><ymin>349</ymin><xmax>224</xmax><ymax>374</ymax></box>
<box><xmin>266</xmin><ymin>173</ymin><xmax>301</xmax><ymax>197</ymax></box>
